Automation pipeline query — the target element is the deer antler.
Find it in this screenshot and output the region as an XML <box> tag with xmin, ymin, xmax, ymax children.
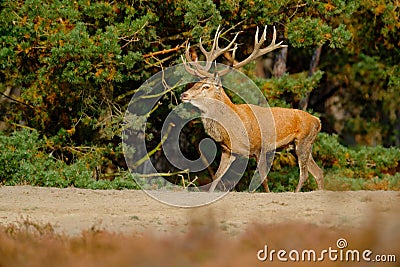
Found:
<box><xmin>182</xmin><ymin>26</ymin><xmax>240</xmax><ymax>78</ymax></box>
<box><xmin>236</xmin><ymin>26</ymin><xmax>286</xmax><ymax>69</ymax></box>
<box><xmin>198</xmin><ymin>25</ymin><xmax>240</xmax><ymax>72</ymax></box>
<box><xmin>182</xmin><ymin>25</ymin><xmax>287</xmax><ymax>78</ymax></box>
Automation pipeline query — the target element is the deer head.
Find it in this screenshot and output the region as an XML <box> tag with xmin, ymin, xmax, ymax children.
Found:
<box><xmin>180</xmin><ymin>73</ymin><xmax>229</xmax><ymax>112</ymax></box>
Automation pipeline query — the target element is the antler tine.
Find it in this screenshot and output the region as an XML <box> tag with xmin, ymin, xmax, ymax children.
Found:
<box><xmin>198</xmin><ymin>37</ymin><xmax>213</xmax><ymax>72</ymax></box>
<box><xmin>212</xmin><ymin>25</ymin><xmax>222</xmax><ymax>55</ymax></box>
<box><xmin>231</xmin><ymin>43</ymin><xmax>238</xmax><ymax>64</ymax></box>
<box><xmin>255</xmin><ymin>26</ymin><xmax>263</xmax><ymax>46</ymax></box>
<box><xmin>259</xmin><ymin>26</ymin><xmax>288</xmax><ymax>55</ymax></box>
<box><xmin>199</xmin><ymin>26</ymin><xmax>221</xmax><ymax>71</ymax></box>
<box><xmin>185</xmin><ymin>42</ymin><xmax>194</xmax><ymax>62</ymax></box>
<box><xmin>182</xmin><ymin>42</ymin><xmax>198</xmax><ymax>76</ymax></box>
<box><xmin>181</xmin><ymin>54</ymin><xmax>197</xmax><ymax>77</ymax></box>
<box><xmin>199</xmin><ymin>25</ymin><xmax>221</xmax><ymax>59</ymax></box>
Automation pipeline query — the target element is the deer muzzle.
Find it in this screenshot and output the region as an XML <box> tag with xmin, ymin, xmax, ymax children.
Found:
<box><xmin>180</xmin><ymin>92</ymin><xmax>190</xmax><ymax>103</ymax></box>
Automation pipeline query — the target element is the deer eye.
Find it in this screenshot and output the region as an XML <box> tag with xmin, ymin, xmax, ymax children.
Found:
<box><xmin>201</xmin><ymin>84</ymin><xmax>211</xmax><ymax>90</ymax></box>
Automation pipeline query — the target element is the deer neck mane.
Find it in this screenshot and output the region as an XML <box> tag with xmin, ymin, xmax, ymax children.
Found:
<box><xmin>217</xmin><ymin>88</ymin><xmax>235</xmax><ymax>107</ymax></box>
<box><xmin>200</xmin><ymin>87</ymin><xmax>235</xmax><ymax>143</ymax></box>
<box><xmin>199</xmin><ymin>86</ymin><xmax>236</xmax><ymax>115</ymax></box>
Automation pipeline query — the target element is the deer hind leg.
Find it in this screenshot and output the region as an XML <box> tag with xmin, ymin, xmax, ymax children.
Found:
<box><xmin>294</xmin><ymin>140</ymin><xmax>312</xmax><ymax>193</ymax></box>
<box><xmin>308</xmin><ymin>156</ymin><xmax>324</xmax><ymax>190</ymax></box>
<box><xmin>208</xmin><ymin>150</ymin><xmax>236</xmax><ymax>192</ymax></box>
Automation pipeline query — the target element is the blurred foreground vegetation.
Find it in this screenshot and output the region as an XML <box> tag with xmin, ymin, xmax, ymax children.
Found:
<box><xmin>0</xmin><ymin>217</ymin><xmax>398</xmax><ymax>267</ymax></box>
<box><xmin>0</xmin><ymin>0</ymin><xmax>399</xmax><ymax>191</ymax></box>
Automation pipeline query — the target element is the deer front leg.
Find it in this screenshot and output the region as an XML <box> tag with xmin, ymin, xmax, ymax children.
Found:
<box><xmin>296</xmin><ymin>159</ymin><xmax>309</xmax><ymax>193</ymax></box>
<box><xmin>208</xmin><ymin>150</ymin><xmax>236</xmax><ymax>192</ymax></box>
<box><xmin>261</xmin><ymin>180</ymin><xmax>270</xmax><ymax>193</ymax></box>
<box><xmin>257</xmin><ymin>152</ymin><xmax>270</xmax><ymax>193</ymax></box>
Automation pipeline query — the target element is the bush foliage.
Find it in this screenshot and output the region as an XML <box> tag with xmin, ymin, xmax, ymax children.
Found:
<box><xmin>0</xmin><ymin>129</ymin><xmax>138</xmax><ymax>189</ymax></box>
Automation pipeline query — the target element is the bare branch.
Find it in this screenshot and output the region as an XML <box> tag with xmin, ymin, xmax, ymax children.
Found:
<box><xmin>143</xmin><ymin>43</ymin><xmax>186</xmax><ymax>58</ymax></box>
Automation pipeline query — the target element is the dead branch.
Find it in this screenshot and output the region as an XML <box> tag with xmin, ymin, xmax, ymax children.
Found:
<box><xmin>143</xmin><ymin>43</ymin><xmax>186</xmax><ymax>58</ymax></box>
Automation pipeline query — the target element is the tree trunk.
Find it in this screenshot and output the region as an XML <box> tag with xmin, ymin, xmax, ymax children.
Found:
<box><xmin>299</xmin><ymin>46</ymin><xmax>322</xmax><ymax>110</ymax></box>
<box><xmin>273</xmin><ymin>47</ymin><xmax>288</xmax><ymax>78</ymax></box>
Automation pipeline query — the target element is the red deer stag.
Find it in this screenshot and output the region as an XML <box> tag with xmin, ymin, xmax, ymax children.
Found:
<box><xmin>180</xmin><ymin>26</ymin><xmax>324</xmax><ymax>192</ymax></box>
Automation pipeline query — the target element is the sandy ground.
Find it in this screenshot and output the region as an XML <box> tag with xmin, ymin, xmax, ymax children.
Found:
<box><xmin>0</xmin><ymin>186</ymin><xmax>399</xmax><ymax>236</ymax></box>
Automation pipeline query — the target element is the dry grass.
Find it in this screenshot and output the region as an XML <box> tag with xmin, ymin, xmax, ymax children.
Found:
<box><xmin>0</xmin><ymin>217</ymin><xmax>398</xmax><ymax>267</ymax></box>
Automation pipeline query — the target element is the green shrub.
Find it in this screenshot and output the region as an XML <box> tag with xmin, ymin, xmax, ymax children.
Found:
<box><xmin>314</xmin><ymin>133</ymin><xmax>400</xmax><ymax>190</ymax></box>
<box><xmin>0</xmin><ymin>129</ymin><xmax>138</xmax><ymax>190</ymax></box>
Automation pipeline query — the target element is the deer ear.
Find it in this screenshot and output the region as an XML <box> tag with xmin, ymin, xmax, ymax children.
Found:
<box><xmin>213</xmin><ymin>73</ymin><xmax>221</xmax><ymax>92</ymax></box>
<box><xmin>213</xmin><ymin>72</ymin><xmax>220</xmax><ymax>83</ymax></box>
